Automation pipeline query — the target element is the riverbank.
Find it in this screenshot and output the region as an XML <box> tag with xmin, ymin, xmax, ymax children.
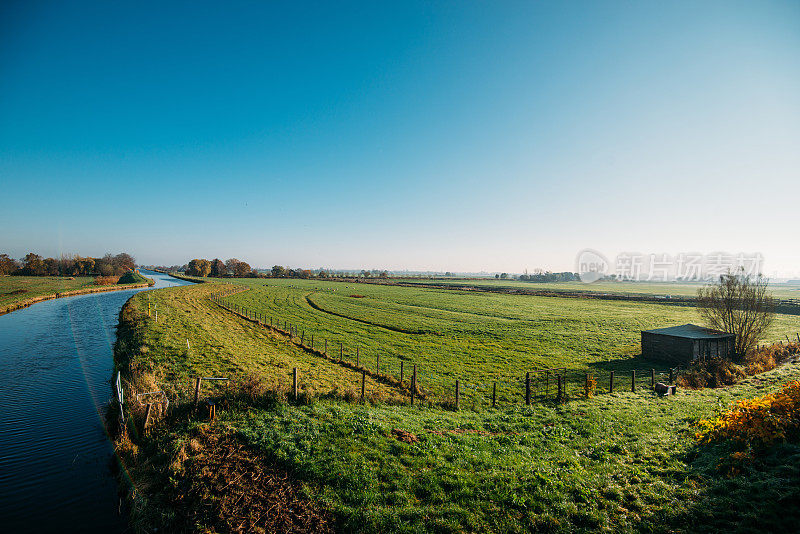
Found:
<box><xmin>0</xmin><ymin>275</ymin><xmax>155</xmax><ymax>316</ymax></box>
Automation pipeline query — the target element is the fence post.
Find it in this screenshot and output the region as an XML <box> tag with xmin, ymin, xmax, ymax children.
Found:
<box><xmin>361</xmin><ymin>370</ymin><xmax>366</xmax><ymax>400</ymax></box>
<box><xmin>340</xmin><ymin>343</ymin><xmax>343</xmax><ymax>361</ymax></box>
<box><xmin>455</xmin><ymin>380</ymin><xmax>460</xmax><ymax>410</ymax></box>
<box><xmin>400</xmin><ymin>361</ymin><xmax>404</xmax><ymax>382</ymax></box>
<box><xmin>492</xmin><ymin>382</ymin><xmax>497</xmax><ymax>408</ymax></box>
<box><xmin>669</xmin><ymin>368</ymin><xmax>674</xmax><ymax>384</ymax></box>
<box><xmin>610</xmin><ymin>370</ymin><xmax>614</xmax><ymax>393</ymax></box>
<box><xmin>293</xmin><ymin>367</ymin><xmax>298</xmax><ymax>400</ymax></box>
<box><xmin>143</xmin><ymin>403</ymin><xmax>153</xmax><ymax>433</ymax></box>
<box><xmin>311</xmin><ymin>334</ymin><xmax>314</xmax><ymax>349</ymax></box>
<box><xmin>376</xmin><ymin>354</ymin><xmax>380</xmax><ymax>374</ymax></box>
<box><xmin>650</xmin><ymin>369</ymin><xmax>655</xmax><ymax>389</ymax></box>
<box><xmin>194</xmin><ymin>377</ymin><xmax>202</xmax><ymax>406</ymax></box>
<box><xmin>631</xmin><ymin>370</ymin><xmax>636</xmax><ymax>392</ymax></box>
<box><xmin>411</xmin><ymin>364</ymin><xmax>417</xmax><ymax>405</ymax></box>
<box><xmin>525</xmin><ymin>372</ymin><xmax>531</xmax><ymax>405</ymax></box>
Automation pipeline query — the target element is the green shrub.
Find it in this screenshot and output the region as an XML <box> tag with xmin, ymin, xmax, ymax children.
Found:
<box><xmin>118</xmin><ymin>270</ymin><xmax>149</xmax><ymax>285</ymax></box>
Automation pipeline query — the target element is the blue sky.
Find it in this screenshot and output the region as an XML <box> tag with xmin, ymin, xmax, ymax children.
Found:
<box><xmin>1</xmin><ymin>1</ymin><xmax>799</xmax><ymax>275</ymax></box>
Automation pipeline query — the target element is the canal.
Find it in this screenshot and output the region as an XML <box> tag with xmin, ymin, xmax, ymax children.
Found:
<box><xmin>0</xmin><ymin>270</ymin><xmax>193</xmax><ymax>532</ymax></box>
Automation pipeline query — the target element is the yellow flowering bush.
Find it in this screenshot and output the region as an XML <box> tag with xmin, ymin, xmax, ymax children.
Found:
<box><xmin>583</xmin><ymin>375</ymin><xmax>597</xmax><ymax>398</ymax></box>
<box><xmin>696</xmin><ymin>380</ymin><xmax>800</xmax><ymax>448</ymax></box>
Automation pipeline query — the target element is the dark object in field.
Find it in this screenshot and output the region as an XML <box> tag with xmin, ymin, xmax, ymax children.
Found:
<box><xmin>349</xmin><ymin>294</ymin><xmax>366</xmax><ymax>298</ymax></box>
<box><xmin>654</xmin><ymin>382</ymin><xmax>677</xmax><ymax>396</ymax></box>
<box><xmin>8</xmin><ymin>289</ymin><xmax>27</xmax><ymax>295</ymax></box>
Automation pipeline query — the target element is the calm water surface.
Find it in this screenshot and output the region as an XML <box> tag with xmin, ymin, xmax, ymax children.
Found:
<box><xmin>0</xmin><ymin>270</ymin><xmax>192</xmax><ymax>533</ymax></box>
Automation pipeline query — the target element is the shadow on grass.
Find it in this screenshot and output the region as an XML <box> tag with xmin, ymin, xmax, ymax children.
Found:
<box><xmin>659</xmin><ymin>442</ymin><xmax>800</xmax><ymax>533</ymax></box>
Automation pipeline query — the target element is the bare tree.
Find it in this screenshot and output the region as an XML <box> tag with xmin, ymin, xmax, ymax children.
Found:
<box><xmin>697</xmin><ymin>268</ymin><xmax>776</xmax><ymax>358</ymax></box>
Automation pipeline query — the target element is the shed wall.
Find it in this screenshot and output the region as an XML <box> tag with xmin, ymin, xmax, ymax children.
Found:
<box><xmin>641</xmin><ymin>332</ymin><xmax>696</xmax><ymax>363</ymax></box>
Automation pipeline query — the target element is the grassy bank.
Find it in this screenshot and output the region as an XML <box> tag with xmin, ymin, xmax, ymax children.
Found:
<box><xmin>115</xmin><ymin>281</ymin><xmax>800</xmax><ymax>533</ymax></box>
<box><xmin>0</xmin><ymin>274</ymin><xmax>154</xmax><ymax>315</ymax></box>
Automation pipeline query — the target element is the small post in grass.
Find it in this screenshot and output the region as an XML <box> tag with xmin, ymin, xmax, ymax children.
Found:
<box><xmin>143</xmin><ymin>403</ymin><xmax>153</xmax><ymax>433</ymax></box>
<box><xmin>292</xmin><ymin>367</ymin><xmax>298</xmax><ymax>400</ymax></box>
<box><xmin>455</xmin><ymin>380</ymin><xmax>460</xmax><ymax>410</ymax></box>
<box><xmin>400</xmin><ymin>361</ymin><xmax>404</xmax><ymax>382</ymax></box>
<box><xmin>376</xmin><ymin>354</ymin><xmax>380</xmax><ymax>374</ymax></box>
<box><xmin>669</xmin><ymin>368</ymin><xmax>674</xmax><ymax>384</ymax></box>
<box><xmin>193</xmin><ymin>377</ymin><xmax>202</xmax><ymax>406</ymax></box>
<box><xmin>525</xmin><ymin>372</ymin><xmax>531</xmax><ymax>405</ymax></box>
<box><xmin>650</xmin><ymin>369</ymin><xmax>655</xmax><ymax>389</ymax></box>
<box><xmin>631</xmin><ymin>370</ymin><xmax>636</xmax><ymax>392</ymax></box>
<box><xmin>340</xmin><ymin>343</ymin><xmax>343</xmax><ymax>361</ymax></box>
<box><xmin>311</xmin><ymin>334</ymin><xmax>314</xmax><ymax>349</ymax></box>
<box><xmin>492</xmin><ymin>382</ymin><xmax>497</xmax><ymax>408</ymax></box>
<box><xmin>411</xmin><ymin>364</ymin><xmax>417</xmax><ymax>405</ymax></box>
<box><xmin>610</xmin><ymin>370</ymin><xmax>614</xmax><ymax>393</ymax></box>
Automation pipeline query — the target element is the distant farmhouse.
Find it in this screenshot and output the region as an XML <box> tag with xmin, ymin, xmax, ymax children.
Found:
<box><xmin>641</xmin><ymin>324</ymin><xmax>734</xmax><ymax>363</ymax></box>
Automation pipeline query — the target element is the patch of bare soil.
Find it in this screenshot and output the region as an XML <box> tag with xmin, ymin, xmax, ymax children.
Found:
<box><xmin>392</xmin><ymin>428</ymin><xmax>419</xmax><ymax>443</ymax></box>
<box><xmin>176</xmin><ymin>430</ymin><xmax>333</xmax><ymax>533</ymax></box>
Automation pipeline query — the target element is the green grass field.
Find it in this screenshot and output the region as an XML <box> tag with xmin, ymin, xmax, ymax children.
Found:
<box><xmin>116</xmin><ymin>279</ymin><xmax>800</xmax><ymax>532</ymax></box>
<box><xmin>213</xmin><ymin>278</ymin><xmax>800</xmax><ymax>404</ymax></box>
<box><xmin>116</xmin><ymin>282</ymin><xmax>405</xmax><ymax>403</ymax></box>
<box><xmin>0</xmin><ymin>275</ymin><xmax>98</xmax><ymax>309</ymax></box>
<box><xmin>394</xmin><ymin>277</ymin><xmax>800</xmax><ymax>300</ymax></box>
<box><xmin>0</xmin><ymin>274</ymin><xmax>154</xmax><ymax>313</ymax></box>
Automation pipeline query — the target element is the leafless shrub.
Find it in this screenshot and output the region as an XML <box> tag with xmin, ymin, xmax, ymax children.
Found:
<box><xmin>697</xmin><ymin>268</ymin><xmax>776</xmax><ymax>359</ymax></box>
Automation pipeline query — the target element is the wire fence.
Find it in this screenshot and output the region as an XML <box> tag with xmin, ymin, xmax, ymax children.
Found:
<box><xmin>209</xmin><ymin>288</ymin><xmax>683</xmax><ymax>408</ymax></box>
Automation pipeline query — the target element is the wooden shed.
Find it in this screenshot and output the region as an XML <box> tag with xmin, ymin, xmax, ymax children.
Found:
<box><xmin>641</xmin><ymin>324</ymin><xmax>735</xmax><ymax>363</ymax></box>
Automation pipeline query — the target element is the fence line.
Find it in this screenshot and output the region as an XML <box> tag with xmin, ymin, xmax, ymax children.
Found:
<box><xmin>205</xmin><ymin>288</ymin><xmax>707</xmax><ymax>408</ymax></box>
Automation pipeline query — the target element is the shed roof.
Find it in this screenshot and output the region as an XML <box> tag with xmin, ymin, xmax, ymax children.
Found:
<box><xmin>642</xmin><ymin>323</ymin><xmax>734</xmax><ymax>340</ymax></box>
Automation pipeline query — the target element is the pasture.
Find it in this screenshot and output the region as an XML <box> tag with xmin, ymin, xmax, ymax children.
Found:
<box><xmin>115</xmin><ymin>278</ymin><xmax>800</xmax><ymax>532</ymax></box>
<box><xmin>394</xmin><ymin>277</ymin><xmax>800</xmax><ymax>300</ymax></box>
<box><xmin>0</xmin><ymin>275</ymin><xmax>98</xmax><ymax>310</ymax></box>
<box><xmin>215</xmin><ymin>278</ymin><xmax>800</xmax><ymax>404</ymax></box>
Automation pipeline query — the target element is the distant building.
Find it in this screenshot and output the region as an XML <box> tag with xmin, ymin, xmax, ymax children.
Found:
<box><xmin>641</xmin><ymin>324</ymin><xmax>735</xmax><ymax>363</ymax></box>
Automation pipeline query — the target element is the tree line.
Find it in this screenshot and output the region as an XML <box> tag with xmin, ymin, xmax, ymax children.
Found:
<box><xmin>184</xmin><ymin>259</ymin><xmax>389</xmax><ymax>280</ymax></box>
<box><xmin>517</xmin><ymin>271</ymin><xmax>580</xmax><ymax>282</ymax></box>
<box><xmin>0</xmin><ymin>252</ymin><xmax>136</xmax><ymax>277</ymax></box>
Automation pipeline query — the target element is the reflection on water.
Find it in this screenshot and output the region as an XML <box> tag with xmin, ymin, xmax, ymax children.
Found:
<box><xmin>0</xmin><ymin>271</ymin><xmax>192</xmax><ymax>533</ymax></box>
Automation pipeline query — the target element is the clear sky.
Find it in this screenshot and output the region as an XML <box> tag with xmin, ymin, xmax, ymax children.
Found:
<box><xmin>1</xmin><ymin>1</ymin><xmax>799</xmax><ymax>275</ymax></box>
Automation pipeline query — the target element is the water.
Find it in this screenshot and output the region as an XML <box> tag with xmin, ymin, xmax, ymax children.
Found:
<box><xmin>0</xmin><ymin>270</ymin><xmax>192</xmax><ymax>533</ymax></box>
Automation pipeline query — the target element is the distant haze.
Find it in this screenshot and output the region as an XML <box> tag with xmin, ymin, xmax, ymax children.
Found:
<box><xmin>1</xmin><ymin>2</ymin><xmax>798</xmax><ymax>276</ymax></box>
